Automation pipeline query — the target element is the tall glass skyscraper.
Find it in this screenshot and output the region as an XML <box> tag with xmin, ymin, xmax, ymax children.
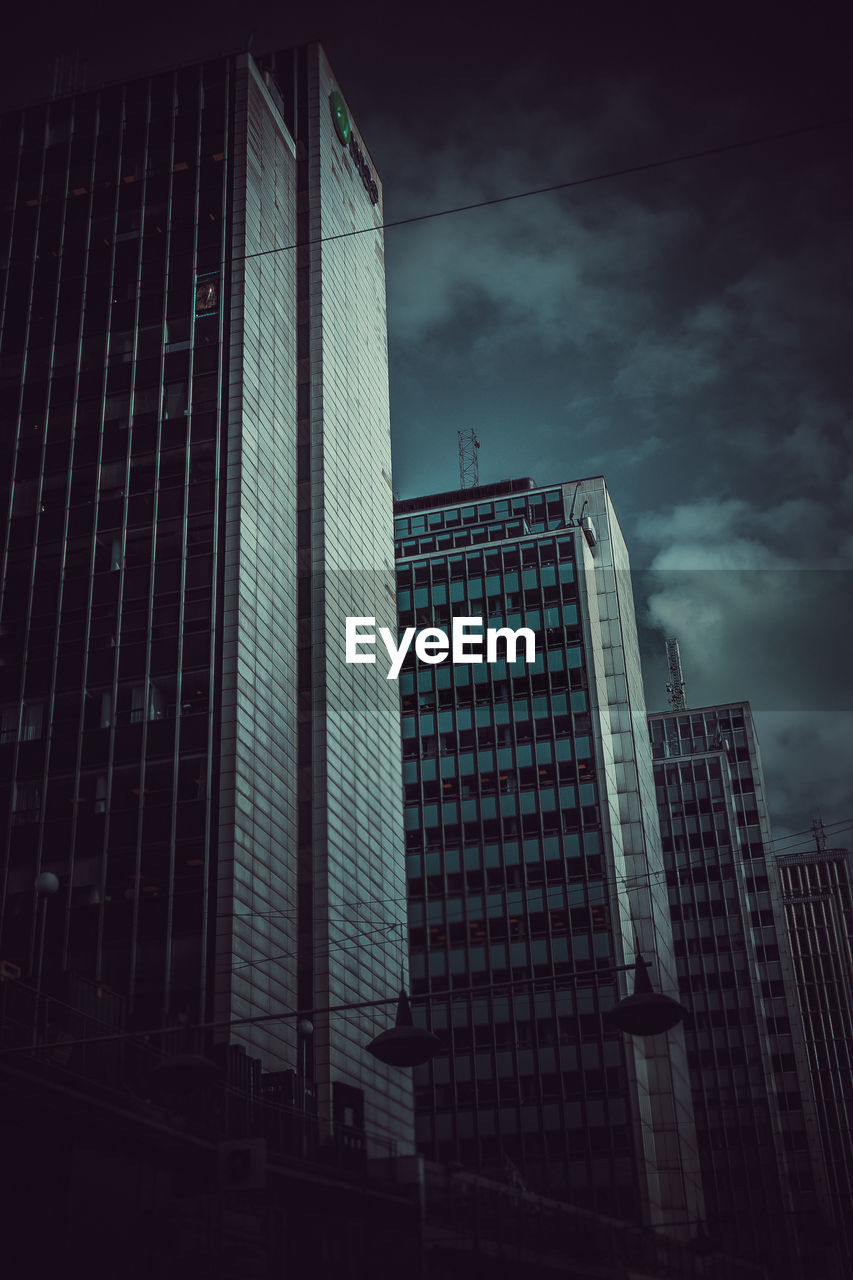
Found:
<box><xmin>648</xmin><ymin>702</ymin><xmax>838</xmax><ymax>1277</ymax></box>
<box><xmin>777</xmin><ymin>833</ymin><xmax>853</xmax><ymax>1276</ymax></box>
<box><xmin>395</xmin><ymin>476</ymin><xmax>703</xmax><ymax>1228</ymax></box>
<box><xmin>0</xmin><ymin>45</ymin><xmax>412</xmax><ymax>1150</ymax></box>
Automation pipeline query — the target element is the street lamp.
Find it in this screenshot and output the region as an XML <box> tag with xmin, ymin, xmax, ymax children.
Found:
<box><xmin>7</xmin><ymin>951</ymin><xmax>685</xmax><ymax>1066</ymax></box>
<box><xmin>366</xmin><ymin>989</ymin><xmax>442</xmax><ymax>1067</ymax></box>
<box><xmin>150</xmin><ymin>948</ymin><xmax>685</xmax><ymax>1082</ymax></box>
<box><xmin>31</xmin><ymin>871</ymin><xmax>60</xmax><ymax>1046</ymax></box>
<box><xmin>33</xmin><ymin>871</ymin><xmax>60</xmax><ymax>992</ymax></box>
<box><xmin>606</xmin><ymin>953</ymin><xmax>688</xmax><ymax>1037</ymax></box>
<box><xmin>365</xmin><ymin>950</ymin><xmax>686</xmax><ymax>1066</ymax></box>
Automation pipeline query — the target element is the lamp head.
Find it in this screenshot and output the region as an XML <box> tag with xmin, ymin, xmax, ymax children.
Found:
<box><xmin>606</xmin><ymin>954</ymin><xmax>688</xmax><ymax>1037</ymax></box>
<box><xmin>366</xmin><ymin>990</ymin><xmax>442</xmax><ymax>1068</ymax></box>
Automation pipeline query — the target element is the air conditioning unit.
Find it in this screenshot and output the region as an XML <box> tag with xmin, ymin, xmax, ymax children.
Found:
<box><xmin>580</xmin><ymin>515</ymin><xmax>597</xmax><ymax>548</ymax></box>
<box><xmin>218</xmin><ymin>1138</ymin><xmax>266</xmax><ymax>1191</ymax></box>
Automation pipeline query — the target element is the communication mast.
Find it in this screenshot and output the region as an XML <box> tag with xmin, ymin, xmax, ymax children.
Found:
<box><xmin>458</xmin><ymin>429</ymin><xmax>480</xmax><ymax>489</ymax></box>
<box><xmin>665</xmin><ymin>637</ymin><xmax>686</xmax><ymax>710</ymax></box>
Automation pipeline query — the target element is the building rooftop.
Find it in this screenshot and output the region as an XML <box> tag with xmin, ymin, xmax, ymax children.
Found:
<box><xmin>394</xmin><ymin>478</ymin><xmax>537</xmax><ymax>515</ymax></box>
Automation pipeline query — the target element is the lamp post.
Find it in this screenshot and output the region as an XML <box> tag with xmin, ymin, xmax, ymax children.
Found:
<box><xmin>298</xmin><ymin>1017</ymin><xmax>314</xmax><ymax>1107</ymax></box>
<box><xmin>33</xmin><ymin>871</ymin><xmax>60</xmax><ymax>991</ymax></box>
<box><xmin>31</xmin><ymin>871</ymin><xmax>59</xmax><ymax>1046</ymax></box>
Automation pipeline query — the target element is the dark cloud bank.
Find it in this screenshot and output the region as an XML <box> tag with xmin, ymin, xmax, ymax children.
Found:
<box><xmin>4</xmin><ymin>0</ymin><xmax>851</xmax><ymax>842</ymax></box>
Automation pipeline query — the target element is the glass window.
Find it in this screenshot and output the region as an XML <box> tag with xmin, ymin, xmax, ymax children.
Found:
<box><xmin>0</xmin><ymin>708</ymin><xmax>18</xmax><ymax>744</ymax></box>
<box><xmin>13</xmin><ymin>779</ymin><xmax>41</xmax><ymax>814</ymax></box>
<box><xmin>21</xmin><ymin>701</ymin><xmax>44</xmax><ymax>740</ymax></box>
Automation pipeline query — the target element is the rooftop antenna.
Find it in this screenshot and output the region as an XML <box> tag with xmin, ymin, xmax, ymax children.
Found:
<box><xmin>458</xmin><ymin>429</ymin><xmax>480</xmax><ymax>489</ymax></box>
<box><xmin>665</xmin><ymin>637</ymin><xmax>686</xmax><ymax>711</ymax></box>
<box><xmin>812</xmin><ymin>816</ymin><xmax>827</xmax><ymax>854</ymax></box>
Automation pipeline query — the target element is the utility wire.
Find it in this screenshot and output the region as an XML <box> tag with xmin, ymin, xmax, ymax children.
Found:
<box><xmin>0</xmin><ymin>961</ymin><xmax>639</xmax><ymax>1056</ymax></box>
<box><xmin>64</xmin><ymin>814</ymin><xmax>851</xmax><ymax>992</ymax></box>
<box><xmin>139</xmin><ymin>816</ymin><xmax>853</xmax><ymax>941</ymax></box>
<box><xmin>221</xmin><ymin>922</ymin><xmax>399</xmax><ymax>977</ymax></box>
<box><xmin>195</xmin><ymin>817</ymin><xmax>853</xmax><ymax>922</ymax></box>
<box><xmin>236</xmin><ymin>115</ymin><xmax>853</xmax><ymax>265</ymax></box>
<box><xmin>152</xmin><ymin>818</ymin><xmax>853</xmax><ymax>982</ymax></box>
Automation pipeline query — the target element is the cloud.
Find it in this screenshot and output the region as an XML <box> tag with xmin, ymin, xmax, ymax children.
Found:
<box><xmin>382</xmin><ymin>63</ymin><xmax>853</xmax><ymax>519</ymax></box>
<box><xmin>639</xmin><ymin>565</ymin><xmax>851</xmax><ymax>705</ymax></box>
<box><xmin>633</xmin><ymin>492</ymin><xmax>852</xmax><ymax>836</ymax></box>
<box><xmin>633</xmin><ymin>494</ymin><xmax>851</xmax><ymax>570</ymax></box>
<box><xmin>374</xmin><ymin>40</ymin><xmax>853</xmax><ymax>841</ymax></box>
<box><xmin>580</xmin><ymin>433</ymin><xmax>664</xmax><ymax>474</ymax></box>
<box><xmin>386</xmin><ymin>194</ymin><xmax>687</xmax><ymax>360</ymax></box>
<box><xmin>637</xmin><ymin>566</ymin><xmax>853</xmax><ymax>836</ymax></box>
<box><xmin>753</xmin><ymin>710</ymin><xmax>853</xmax><ymax>842</ymax></box>
<box><xmin>380</xmin><ymin>85</ymin><xmax>700</xmax><ymax>362</ymax></box>
<box><xmin>781</xmin><ymin>407</ymin><xmax>852</xmax><ymax>487</ymax></box>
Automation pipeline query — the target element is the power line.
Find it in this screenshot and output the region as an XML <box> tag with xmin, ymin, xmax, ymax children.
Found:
<box><xmin>187</xmin><ymin>816</ymin><xmax>853</xmax><ymax>925</ymax></box>
<box><xmin>200</xmin><ymin>819</ymin><xmax>853</xmax><ymax>984</ymax></box>
<box><xmin>221</xmin><ymin>922</ymin><xmax>401</xmax><ymax>977</ymax></box>
<box><xmin>147</xmin><ymin>815</ymin><xmax>853</xmax><ymax>987</ymax></box>
<box><xmin>236</xmin><ymin>115</ymin><xmax>853</xmax><ymax>265</ymax></box>
<box><xmin>0</xmin><ymin>960</ymin><xmax>640</xmax><ymax>1056</ymax></box>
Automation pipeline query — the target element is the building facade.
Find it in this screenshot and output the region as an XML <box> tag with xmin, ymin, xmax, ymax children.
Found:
<box><xmin>395</xmin><ymin>476</ymin><xmax>703</xmax><ymax>1229</ymax></box>
<box><xmin>0</xmin><ymin>45</ymin><xmax>412</xmax><ymax>1150</ymax></box>
<box><xmin>777</xmin><ymin>832</ymin><xmax>853</xmax><ymax>1275</ymax></box>
<box><xmin>648</xmin><ymin>702</ymin><xmax>838</xmax><ymax>1276</ymax></box>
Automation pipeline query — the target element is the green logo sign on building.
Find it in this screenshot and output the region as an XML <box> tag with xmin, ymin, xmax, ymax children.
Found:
<box><xmin>329</xmin><ymin>90</ymin><xmax>351</xmax><ymax>145</ymax></box>
<box><xmin>328</xmin><ymin>91</ymin><xmax>378</xmax><ymax>206</ymax></box>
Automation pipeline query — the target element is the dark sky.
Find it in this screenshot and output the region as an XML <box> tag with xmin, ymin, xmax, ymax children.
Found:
<box><xmin>3</xmin><ymin>0</ymin><xmax>851</xmax><ymax>843</ymax></box>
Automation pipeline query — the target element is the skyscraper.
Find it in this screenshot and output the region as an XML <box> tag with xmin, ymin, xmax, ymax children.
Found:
<box><xmin>648</xmin><ymin>701</ymin><xmax>838</xmax><ymax>1276</ymax></box>
<box><xmin>777</xmin><ymin>829</ymin><xmax>853</xmax><ymax>1276</ymax></box>
<box><xmin>0</xmin><ymin>44</ymin><xmax>411</xmax><ymax>1150</ymax></box>
<box><xmin>395</xmin><ymin>475</ymin><xmax>703</xmax><ymax>1229</ymax></box>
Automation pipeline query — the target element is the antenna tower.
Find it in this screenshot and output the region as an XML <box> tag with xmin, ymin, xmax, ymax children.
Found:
<box><xmin>665</xmin><ymin>637</ymin><xmax>686</xmax><ymax>710</ymax></box>
<box><xmin>458</xmin><ymin>429</ymin><xmax>480</xmax><ymax>489</ymax></box>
